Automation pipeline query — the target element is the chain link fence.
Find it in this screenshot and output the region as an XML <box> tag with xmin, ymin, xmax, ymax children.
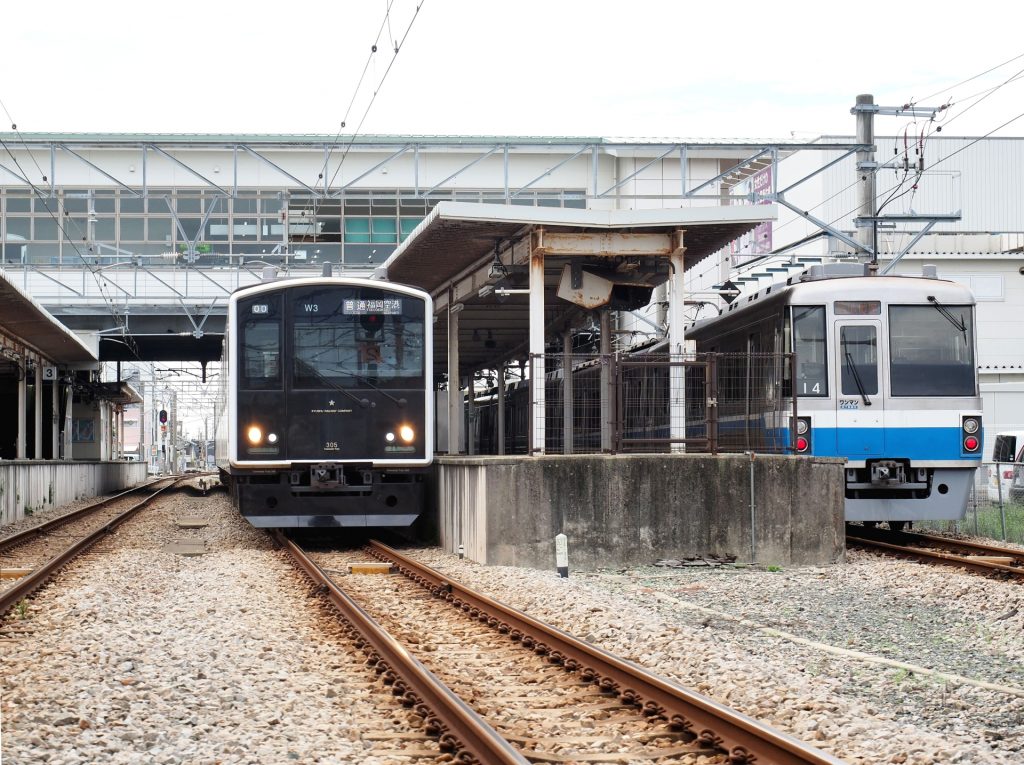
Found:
<box><xmin>916</xmin><ymin>462</ymin><xmax>1024</xmax><ymax>544</ymax></box>
<box><xmin>471</xmin><ymin>352</ymin><xmax>796</xmax><ymax>456</ymax></box>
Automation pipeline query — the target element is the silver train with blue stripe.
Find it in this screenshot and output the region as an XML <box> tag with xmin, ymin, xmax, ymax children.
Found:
<box><xmin>688</xmin><ymin>263</ymin><xmax>982</xmax><ymax>525</ymax></box>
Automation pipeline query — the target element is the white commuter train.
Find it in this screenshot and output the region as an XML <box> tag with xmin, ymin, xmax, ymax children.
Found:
<box><xmin>688</xmin><ymin>263</ymin><xmax>983</xmax><ymax>525</ymax></box>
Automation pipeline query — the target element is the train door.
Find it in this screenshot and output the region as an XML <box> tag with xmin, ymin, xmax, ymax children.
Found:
<box><xmin>834</xmin><ymin>320</ymin><xmax>884</xmax><ymax>455</ymax></box>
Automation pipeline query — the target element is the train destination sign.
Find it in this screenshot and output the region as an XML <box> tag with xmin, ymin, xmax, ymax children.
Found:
<box><xmin>342</xmin><ymin>298</ymin><xmax>402</xmax><ymax>315</ymax></box>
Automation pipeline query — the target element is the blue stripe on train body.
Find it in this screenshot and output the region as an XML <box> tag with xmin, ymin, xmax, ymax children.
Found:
<box><xmin>809</xmin><ymin>426</ymin><xmax>982</xmax><ymax>463</ymax></box>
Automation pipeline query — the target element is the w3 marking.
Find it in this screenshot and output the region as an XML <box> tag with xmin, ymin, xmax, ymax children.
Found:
<box><xmin>839</xmin><ymin>399</ymin><xmax>860</xmax><ymax>410</ymax></box>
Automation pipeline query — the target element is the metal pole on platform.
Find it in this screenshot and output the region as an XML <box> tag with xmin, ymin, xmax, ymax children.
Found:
<box><xmin>466</xmin><ymin>374</ymin><xmax>476</xmax><ymax>456</ymax></box>
<box><xmin>34</xmin><ymin>364</ymin><xmax>43</xmax><ymax>460</ymax></box>
<box><xmin>117</xmin><ymin>406</ymin><xmax>125</xmax><ymax>461</ymax></box>
<box><xmin>497</xmin><ymin>361</ymin><xmax>506</xmax><ymax>456</ymax></box>
<box><xmin>16</xmin><ymin>364</ymin><xmax>27</xmax><ymax>460</ymax></box>
<box><xmin>529</xmin><ymin>239</ymin><xmax>546</xmax><ymax>454</ymax></box>
<box><xmin>562</xmin><ymin>333</ymin><xmax>573</xmax><ymax>455</ymax></box>
<box><xmin>63</xmin><ymin>382</ymin><xmax>72</xmax><ymax>460</ymax></box>
<box><xmin>600</xmin><ymin>311</ymin><xmax>612</xmax><ymax>453</ymax></box>
<box><xmin>447</xmin><ymin>303</ymin><xmax>462</xmax><ymax>455</ymax></box>
<box><xmin>51</xmin><ymin>376</ymin><xmax>59</xmax><ymax>460</ymax></box>
<box><xmin>668</xmin><ymin>236</ymin><xmax>687</xmax><ymax>453</ymax></box>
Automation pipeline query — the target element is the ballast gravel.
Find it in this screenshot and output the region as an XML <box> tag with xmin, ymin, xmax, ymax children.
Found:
<box><xmin>2</xmin><ymin>489</ymin><xmax>1021</xmax><ymax>765</ymax></box>
<box><xmin>0</xmin><ymin>493</ymin><xmax>435</xmax><ymax>765</ymax></box>
<box><xmin>408</xmin><ymin>546</ymin><xmax>1023</xmax><ymax>765</ymax></box>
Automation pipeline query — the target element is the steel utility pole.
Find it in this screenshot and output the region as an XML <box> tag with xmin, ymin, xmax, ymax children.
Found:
<box><xmin>851</xmin><ymin>95</ymin><xmax>957</xmax><ymax>275</ymax></box>
<box><xmin>854</xmin><ymin>94</ymin><xmax>877</xmax><ymax>270</ymax></box>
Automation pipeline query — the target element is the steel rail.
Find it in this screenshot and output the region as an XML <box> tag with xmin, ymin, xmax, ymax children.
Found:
<box><xmin>270</xmin><ymin>531</ymin><xmax>528</xmax><ymax>765</ymax></box>
<box><xmin>367</xmin><ymin>540</ymin><xmax>846</xmax><ymax>765</ymax></box>
<box><xmin>0</xmin><ymin>476</ymin><xmax>179</xmax><ymax>554</ymax></box>
<box><xmin>849</xmin><ymin>526</ymin><xmax>1024</xmax><ymax>566</ymax></box>
<box><xmin>846</xmin><ymin>532</ymin><xmax>1024</xmax><ymax>580</ymax></box>
<box><xmin>0</xmin><ymin>480</ymin><xmax>183</xmax><ymax>615</ymax></box>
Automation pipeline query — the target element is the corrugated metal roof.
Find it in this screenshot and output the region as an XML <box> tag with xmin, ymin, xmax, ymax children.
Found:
<box><xmin>0</xmin><ymin>132</ymin><xmax>818</xmax><ymax>147</ymax></box>
<box><xmin>386</xmin><ymin>202</ymin><xmax>776</xmax><ymax>294</ymax></box>
<box><xmin>384</xmin><ymin>202</ymin><xmax>775</xmax><ymax>375</ymax></box>
<box><xmin>0</xmin><ymin>269</ymin><xmax>97</xmax><ymax>363</ymax></box>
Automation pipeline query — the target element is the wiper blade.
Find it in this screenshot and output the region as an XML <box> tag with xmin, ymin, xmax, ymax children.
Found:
<box><xmin>354</xmin><ymin>374</ymin><xmax>407</xmax><ymax>408</ymax></box>
<box><xmin>927</xmin><ymin>295</ymin><xmax>968</xmax><ymax>339</ymax></box>
<box><xmin>844</xmin><ymin>350</ymin><xmax>872</xmax><ymax>406</ymax></box>
<box><xmin>295</xmin><ymin>359</ymin><xmax>371</xmax><ymax>408</ymax></box>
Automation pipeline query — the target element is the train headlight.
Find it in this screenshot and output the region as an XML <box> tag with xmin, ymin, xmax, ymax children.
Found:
<box><xmin>796</xmin><ymin>419</ymin><xmax>809</xmax><ymax>435</ymax></box>
<box><xmin>267</xmin><ymin>433</ymin><xmax>278</xmax><ymax>444</ymax></box>
<box><xmin>962</xmin><ymin>418</ymin><xmax>980</xmax><ymax>434</ymax></box>
<box><xmin>385</xmin><ymin>432</ymin><xmax>396</xmax><ymax>443</ymax></box>
<box><xmin>247</xmin><ymin>426</ymin><xmax>263</xmax><ymax>444</ymax></box>
<box><xmin>399</xmin><ymin>425</ymin><xmax>415</xmax><ymax>443</ymax></box>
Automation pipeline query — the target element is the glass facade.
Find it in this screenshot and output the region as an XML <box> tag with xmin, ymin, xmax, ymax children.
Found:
<box><xmin>0</xmin><ymin>187</ymin><xmax>587</xmax><ymax>267</ymax></box>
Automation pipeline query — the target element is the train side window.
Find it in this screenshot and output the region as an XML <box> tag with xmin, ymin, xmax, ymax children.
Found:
<box><xmin>239</xmin><ymin>296</ymin><xmax>281</xmax><ymax>389</ymax></box>
<box><xmin>790</xmin><ymin>306</ymin><xmax>828</xmax><ymax>397</ymax></box>
<box><xmin>839</xmin><ymin>325</ymin><xmax>878</xmax><ymax>396</ymax></box>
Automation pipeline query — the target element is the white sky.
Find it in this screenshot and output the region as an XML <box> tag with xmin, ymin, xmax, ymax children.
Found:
<box><xmin>7</xmin><ymin>1</ymin><xmax>1024</xmax><ymax>441</ymax></box>
<box><xmin>2</xmin><ymin>0</ymin><xmax>1023</xmax><ymax>140</ymax></box>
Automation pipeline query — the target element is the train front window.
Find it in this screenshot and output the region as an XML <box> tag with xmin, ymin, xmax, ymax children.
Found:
<box><xmin>889</xmin><ymin>305</ymin><xmax>976</xmax><ymax>396</ymax></box>
<box><xmin>292</xmin><ymin>288</ymin><xmax>425</xmax><ymax>387</ymax></box>
<box><xmin>840</xmin><ymin>325</ymin><xmax>878</xmax><ymax>396</ymax></box>
<box><xmin>790</xmin><ymin>306</ymin><xmax>828</xmax><ymax>397</ymax></box>
<box><xmin>239</xmin><ymin>296</ymin><xmax>281</xmax><ymax>390</ymax></box>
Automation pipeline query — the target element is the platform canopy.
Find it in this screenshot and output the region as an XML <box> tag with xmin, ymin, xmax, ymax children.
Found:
<box><xmin>384</xmin><ymin>202</ymin><xmax>775</xmax><ymax>374</ymax></box>
<box><xmin>0</xmin><ymin>269</ymin><xmax>97</xmax><ymax>364</ymax></box>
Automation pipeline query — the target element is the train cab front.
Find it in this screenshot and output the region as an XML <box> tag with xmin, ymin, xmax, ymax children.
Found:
<box><xmin>235</xmin><ymin>462</ymin><xmax>427</xmax><ymax>529</ymax></box>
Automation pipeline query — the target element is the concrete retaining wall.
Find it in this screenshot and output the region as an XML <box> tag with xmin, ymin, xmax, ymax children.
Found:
<box><xmin>0</xmin><ymin>461</ymin><xmax>148</xmax><ymax>526</ymax></box>
<box><xmin>436</xmin><ymin>454</ymin><xmax>845</xmax><ymax>570</ymax></box>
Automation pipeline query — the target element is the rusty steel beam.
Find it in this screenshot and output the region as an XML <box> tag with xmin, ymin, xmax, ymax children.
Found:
<box><xmin>367</xmin><ymin>540</ymin><xmax>847</xmax><ymax>765</ymax></box>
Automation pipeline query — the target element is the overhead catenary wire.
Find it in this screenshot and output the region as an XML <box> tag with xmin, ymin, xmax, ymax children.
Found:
<box><xmin>323</xmin><ymin>1</ymin><xmax>426</xmax><ymax>193</ymax></box>
<box><xmin>0</xmin><ymin>131</ymin><xmax>142</xmax><ymax>361</ymax></box>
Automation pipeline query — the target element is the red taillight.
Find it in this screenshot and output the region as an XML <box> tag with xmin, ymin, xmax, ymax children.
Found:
<box><xmin>796</xmin><ymin>436</ymin><xmax>809</xmax><ymax>453</ymax></box>
<box><xmin>1004</xmin><ymin>470</ymin><xmax>1015</xmax><ymax>479</ymax></box>
<box><xmin>964</xmin><ymin>436</ymin><xmax>979</xmax><ymax>452</ymax></box>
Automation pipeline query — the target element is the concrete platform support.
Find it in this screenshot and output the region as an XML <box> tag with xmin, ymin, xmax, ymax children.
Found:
<box><xmin>34</xmin><ymin>365</ymin><xmax>42</xmax><ymax>460</ymax></box>
<box><xmin>0</xmin><ymin>461</ymin><xmax>147</xmax><ymax>525</ymax></box>
<box><xmin>436</xmin><ymin>454</ymin><xmax>845</xmax><ymax>569</ymax></box>
<box><xmin>16</xmin><ymin>370</ymin><xmax>26</xmax><ymax>460</ymax></box>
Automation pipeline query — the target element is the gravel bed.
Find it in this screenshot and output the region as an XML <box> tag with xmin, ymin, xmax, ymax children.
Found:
<box><xmin>0</xmin><ymin>479</ymin><xmax>168</xmax><ymax>540</ymax></box>
<box><xmin>0</xmin><ymin>493</ymin><xmax>443</xmax><ymax>765</ymax></box>
<box><xmin>405</xmin><ymin>546</ymin><xmax>1024</xmax><ymax>765</ymax></box>
<box><xmin>4</xmin><ymin>487</ymin><xmax>1020</xmax><ymax>765</ymax></box>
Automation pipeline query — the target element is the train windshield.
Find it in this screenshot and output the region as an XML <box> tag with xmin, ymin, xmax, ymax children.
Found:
<box><xmin>791</xmin><ymin>306</ymin><xmax>828</xmax><ymax>397</ymax></box>
<box><xmin>291</xmin><ymin>287</ymin><xmax>426</xmax><ymax>387</ymax></box>
<box><xmin>889</xmin><ymin>305</ymin><xmax>975</xmax><ymax>396</ymax></box>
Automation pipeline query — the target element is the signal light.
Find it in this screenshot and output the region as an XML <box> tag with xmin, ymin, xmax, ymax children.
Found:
<box><xmin>964</xmin><ymin>436</ymin><xmax>979</xmax><ymax>452</ymax></box>
<box><xmin>796</xmin><ymin>436</ymin><xmax>809</xmax><ymax>453</ymax></box>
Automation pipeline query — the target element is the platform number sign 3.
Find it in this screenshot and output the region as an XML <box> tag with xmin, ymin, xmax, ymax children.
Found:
<box><xmin>42</xmin><ymin>366</ymin><xmax>57</xmax><ymax>381</ymax></box>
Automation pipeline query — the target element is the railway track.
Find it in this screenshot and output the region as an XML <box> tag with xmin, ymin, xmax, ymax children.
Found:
<box><xmin>846</xmin><ymin>524</ymin><xmax>1024</xmax><ymax>580</ymax></box>
<box><xmin>0</xmin><ymin>477</ymin><xmax>182</xmax><ymax>614</ymax></box>
<box><xmin>275</xmin><ymin>532</ymin><xmax>845</xmax><ymax>765</ymax></box>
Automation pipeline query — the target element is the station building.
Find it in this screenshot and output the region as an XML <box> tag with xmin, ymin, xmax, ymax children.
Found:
<box><xmin>0</xmin><ymin>130</ymin><xmax>1021</xmax><ymax>508</ymax></box>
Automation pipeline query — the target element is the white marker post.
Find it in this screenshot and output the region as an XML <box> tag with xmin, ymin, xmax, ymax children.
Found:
<box><xmin>555</xmin><ymin>534</ymin><xmax>569</xmax><ymax>578</ymax></box>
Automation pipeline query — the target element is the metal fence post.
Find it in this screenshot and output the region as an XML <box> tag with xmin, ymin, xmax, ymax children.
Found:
<box><xmin>995</xmin><ymin>462</ymin><xmax>1007</xmax><ymax>540</ymax></box>
<box><xmin>789</xmin><ymin>352</ymin><xmax>799</xmax><ymax>454</ymax></box>
<box><xmin>708</xmin><ymin>355</ymin><xmax>719</xmax><ymax>455</ymax></box>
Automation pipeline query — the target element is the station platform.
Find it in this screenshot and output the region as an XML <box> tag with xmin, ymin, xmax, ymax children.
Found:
<box><xmin>0</xmin><ymin>460</ymin><xmax>147</xmax><ymax>526</ymax></box>
<box><xmin>434</xmin><ymin>454</ymin><xmax>845</xmax><ymax>570</ymax></box>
